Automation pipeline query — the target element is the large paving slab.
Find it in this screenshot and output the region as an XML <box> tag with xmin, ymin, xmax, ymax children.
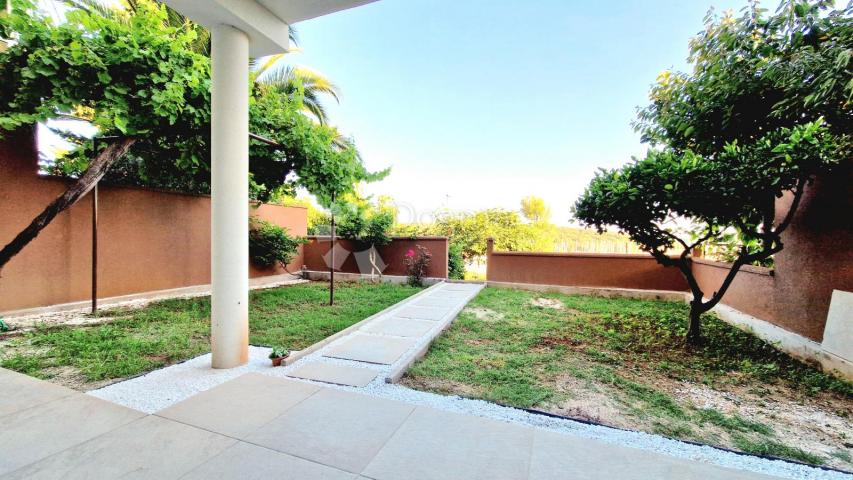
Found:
<box><xmin>245</xmin><ymin>388</ymin><xmax>415</xmax><ymax>473</ymax></box>
<box><xmin>363</xmin><ymin>406</ymin><xmax>534</xmax><ymax>480</ymax></box>
<box><xmin>286</xmin><ymin>362</ymin><xmax>379</xmax><ymax>387</ymax></box>
<box><xmin>441</xmin><ymin>283</ymin><xmax>480</xmax><ymax>291</ymax></box>
<box><xmin>395</xmin><ymin>304</ymin><xmax>452</xmax><ymax>321</ymax></box>
<box><xmin>0</xmin><ymin>392</ymin><xmax>144</xmax><ymax>476</ymax></box>
<box><xmin>528</xmin><ymin>430</ymin><xmax>780</xmax><ymax>480</ymax></box>
<box><xmin>181</xmin><ymin>441</ymin><xmax>357</xmax><ymax>480</ymax></box>
<box><xmin>0</xmin><ymin>368</ymin><xmax>76</xmax><ymax>418</ymax></box>
<box><xmin>429</xmin><ymin>289</ymin><xmax>473</xmax><ymax>300</ymax></box>
<box><xmin>412</xmin><ymin>297</ymin><xmax>460</xmax><ymax>308</ymax></box>
<box><xmin>360</xmin><ymin>315</ymin><xmax>436</xmax><ymax>338</ymax></box>
<box><xmin>323</xmin><ymin>334</ymin><xmax>416</xmax><ymax>365</ymax></box>
<box><xmin>156</xmin><ymin>373</ymin><xmax>319</xmax><ymax>438</ymax></box>
<box><xmin>5</xmin><ymin>415</ymin><xmax>235</xmax><ymax>480</ymax></box>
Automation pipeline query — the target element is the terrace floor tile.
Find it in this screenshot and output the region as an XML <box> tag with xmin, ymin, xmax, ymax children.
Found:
<box><xmin>181</xmin><ymin>441</ymin><xmax>357</xmax><ymax>480</ymax></box>
<box><xmin>245</xmin><ymin>388</ymin><xmax>415</xmax><ymax>473</ymax></box>
<box><xmin>286</xmin><ymin>362</ymin><xmax>379</xmax><ymax>387</ymax></box>
<box><xmin>156</xmin><ymin>373</ymin><xmax>319</xmax><ymax>438</ymax></box>
<box><xmin>0</xmin><ymin>394</ymin><xmax>145</xmax><ymax>476</ymax></box>
<box><xmin>0</xmin><ymin>368</ymin><xmax>77</xmax><ymax>418</ymax></box>
<box><xmin>528</xmin><ymin>430</ymin><xmax>780</xmax><ymax>480</ymax></box>
<box><xmin>5</xmin><ymin>415</ymin><xmax>234</xmax><ymax>480</ymax></box>
<box><xmin>362</xmin><ymin>406</ymin><xmax>534</xmax><ymax>480</ymax></box>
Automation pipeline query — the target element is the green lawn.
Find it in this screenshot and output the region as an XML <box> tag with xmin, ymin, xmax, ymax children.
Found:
<box><xmin>402</xmin><ymin>287</ymin><xmax>853</xmax><ymax>469</ymax></box>
<box><xmin>0</xmin><ymin>281</ymin><xmax>420</xmax><ymax>388</ymax></box>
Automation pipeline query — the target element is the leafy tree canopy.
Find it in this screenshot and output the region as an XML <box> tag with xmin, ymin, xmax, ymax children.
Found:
<box><xmin>333</xmin><ymin>194</ymin><xmax>395</xmax><ymax>247</ymax></box>
<box><xmin>0</xmin><ymin>0</ymin><xmax>382</xmax><ymax>206</ymax></box>
<box><xmin>521</xmin><ymin>195</ymin><xmax>552</xmax><ymax>224</ymax></box>
<box><xmin>573</xmin><ymin>0</ymin><xmax>851</xmax><ymax>343</ymax></box>
<box><xmin>431</xmin><ymin>209</ymin><xmax>529</xmax><ymax>259</ymax></box>
<box><xmin>0</xmin><ymin>0</ymin><xmax>209</xmax><ymax>159</ymax></box>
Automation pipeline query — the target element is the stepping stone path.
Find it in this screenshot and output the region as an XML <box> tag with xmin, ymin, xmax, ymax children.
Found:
<box><xmin>282</xmin><ymin>281</ymin><xmax>484</xmax><ymax>388</ymax></box>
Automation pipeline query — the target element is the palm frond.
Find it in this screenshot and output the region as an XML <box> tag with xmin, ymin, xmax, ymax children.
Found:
<box><xmin>63</xmin><ymin>0</ymin><xmax>128</xmax><ymax>22</ymax></box>
<box><xmin>253</xmin><ymin>62</ymin><xmax>341</xmax><ymax>124</ymax></box>
<box><xmin>289</xmin><ymin>25</ymin><xmax>299</xmax><ymax>46</ymax></box>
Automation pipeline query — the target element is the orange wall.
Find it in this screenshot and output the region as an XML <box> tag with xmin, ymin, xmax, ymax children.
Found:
<box><xmin>0</xmin><ymin>127</ymin><xmax>307</xmax><ymax>312</ymax></box>
<box><xmin>303</xmin><ymin>236</ymin><xmax>449</xmax><ymax>279</ymax></box>
<box><xmin>486</xmin><ymin>239</ymin><xmax>689</xmax><ymax>292</ymax></box>
<box><xmin>693</xmin><ymin>167</ymin><xmax>853</xmax><ymax>341</ymax></box>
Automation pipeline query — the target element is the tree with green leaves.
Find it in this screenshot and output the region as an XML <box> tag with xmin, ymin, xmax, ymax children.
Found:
<box><xmin>432</xmin><ymin>209</ymin><xmax>528</xmax><ymax>260</ymax></box>
<box><xmin>334</xmin><ymin>194</ymin><xmax>395</xmax><ymax>277</ymax></box>
<box><xmin>521</xmin><ymin>195</ymin><xmax>551</xmax><ymax>224</ymax></box>
<box><xmin>574</xmin><ymin>0</ymin><xmax>851</xmax><ymax>345</ymax></box>
<box><xmin>0</xmin><ymin>0</ymin><xmax>381</xmax><ymax>271</ymax></box>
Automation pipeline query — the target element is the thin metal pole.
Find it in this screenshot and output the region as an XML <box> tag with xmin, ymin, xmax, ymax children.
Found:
<box><xmin>329</xmin><ymin>192</ymin><xmax>335</xmax><ymax>306</ymax></box>
<box><xmin>89</xmin><ymin>136</ymin><xmax>117</xmax><ymax>315</ymax></box>
<box><xmin>91</xmin><ymin>179</ymin><xmax>98</xmax><ymax>314</ymax></box>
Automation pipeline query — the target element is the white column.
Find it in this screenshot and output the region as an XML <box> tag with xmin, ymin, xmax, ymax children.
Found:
<box><xmin>210</xmin><ymin>24</ymin><xmax>249</xmax><ymax>369</ymax></box>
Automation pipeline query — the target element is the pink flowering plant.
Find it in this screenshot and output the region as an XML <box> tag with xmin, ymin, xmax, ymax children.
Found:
<box><xmin>403</xmin><ymin>245</ymin><xmax>431</xmax><ymax>287</ymax></box>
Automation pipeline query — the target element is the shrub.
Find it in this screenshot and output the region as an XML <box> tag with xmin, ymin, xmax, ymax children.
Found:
<box><xmin>404</xmin><ymin>245</ymin><xmax>431</xmax><ymax>287</ymax></box>
<box><xmin>448</xmin><ymin>241</ymin><xmax>465</xmax><ymax>280</ymax></box>
<box><xmin>249</xmin><ymin>218</ymin><xmax>306</xmax><ymax>269</ymax></box>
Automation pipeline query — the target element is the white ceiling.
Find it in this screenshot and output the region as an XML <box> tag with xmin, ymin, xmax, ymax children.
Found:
<box><xmin>163</xmin><ymin>0</ymin><xmax>376</xmax><ymax>56</ymax></box>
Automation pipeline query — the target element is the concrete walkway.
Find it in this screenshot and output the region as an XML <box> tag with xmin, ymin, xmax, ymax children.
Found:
<box><xmin>282</xmin><ymin>281</ymin><xmax>484</xmax><ymax>388</ymax></box>
<box><xmin>0</xmin><ymin>368</ymin><xmax>782</xmax><ymax>479</ymax></box>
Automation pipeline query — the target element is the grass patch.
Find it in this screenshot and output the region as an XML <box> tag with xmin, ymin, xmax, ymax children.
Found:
<box><xmin>696</xmin><ymin>408</ymin><xmax>773</xmax><ymax>435</ymax></box>
<box><xmin>0</xmin><ymin>282</ymin><xmax>420</xmax><ymax>385</ymax></box>
<box><xmin>403</xmin><ymin>286</ymin><xmax>853</xmax><ymax>468</ymax></box>
<box><xmin>732</xmin><ymin>435</ymin><xmax>825</xmax><ymax>466</ymax></box>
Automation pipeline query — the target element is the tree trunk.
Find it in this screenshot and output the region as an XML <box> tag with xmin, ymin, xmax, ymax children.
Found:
<box><xmin>686</xmin><ymin>301</ymin><xmax>703</xmax><ymax>346</ymax></box>
<box><xmin>0</xmin><ymin>138</ymin><xmax>135</xmax><ymax>273</ymax></box>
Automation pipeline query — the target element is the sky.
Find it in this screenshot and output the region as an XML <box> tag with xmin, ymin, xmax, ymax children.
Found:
<box><xmin>285</xmin><ymin>0</ymin><xmax>750</xmax><ymax>224</ymax></box>
<box><xmin>36</xmin><ymin>0</ymin><xmax>749</xmax><ymax>224</ymax></box>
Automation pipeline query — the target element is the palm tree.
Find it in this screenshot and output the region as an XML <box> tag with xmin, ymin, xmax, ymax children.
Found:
<box><xmin>252</xmin><ymin>58</ymin><xmax>340</xmax><ymax>125</ymax></box>
<box><xmin>66</xmin><ymin>0</ymin><xmax>340</xmax><ymax>125</ymax></box>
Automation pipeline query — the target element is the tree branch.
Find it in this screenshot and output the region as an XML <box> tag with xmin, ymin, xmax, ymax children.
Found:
<box><xmin>660</xmin><ymin>229</ymin><xmax>690</xmax><ymax>251</ymax></box>
<box><xmin>0</xmin><ymin>137</ymin><xmax>136</xmax><ymax>272</ymax></box>
<box><xmin>774</xmin><ymin>176</ymin><xmax>808</xmax><ymax>236</ymax></box>
<box><xmin>701</xmin><ymin>242</ymin><xmax>782</xmax><ymax>312</ymax></box>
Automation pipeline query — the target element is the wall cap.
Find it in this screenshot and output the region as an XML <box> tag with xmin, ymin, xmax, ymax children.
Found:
<box><xmin>306</xmin><ymin>235</ymin><xmax>448</xmax><ymax>241</ymax></box>
<box><xmin>692</xmin><ymin>257</ymin><xmax>774</xmax><ymax>276</ymax></box>
<box><xmin>35</xmin><ymin>174</ymin><xmax>308</xmax><ymax>210</ymax></box>
<box><xmin>490</xmin><ymin>251</ymin><xmax>672</xmax><ymax>260</ymax></box>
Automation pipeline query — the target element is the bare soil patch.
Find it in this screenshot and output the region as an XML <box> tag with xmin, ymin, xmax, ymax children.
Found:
<box><xmin>531</xmin><ymin>297</ymin><xmax>564</xmax><ymax>310</ymax></box>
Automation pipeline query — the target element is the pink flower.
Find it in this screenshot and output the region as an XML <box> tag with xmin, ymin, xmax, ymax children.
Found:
<box><xmin>405</xmin><ymin>249</ymin><xmax>415</xmax><ymax>258</ymax></box>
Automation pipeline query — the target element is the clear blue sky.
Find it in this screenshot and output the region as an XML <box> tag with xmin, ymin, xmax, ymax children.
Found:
<box><xmin>290</xmin><ymin>0</ymin><xmax>747</xmax><ymax>224</ymax></box>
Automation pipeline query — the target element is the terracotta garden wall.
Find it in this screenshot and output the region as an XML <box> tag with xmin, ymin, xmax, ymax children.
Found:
<box><xmin>485</xmin><ymin>239</ymin><xmax>688</xmax><ymax>292</ymax></box>
<box><xmin>0</xmin><ymin>127</ymin><xmax>307</xmax><ymax>313</ymax></box>
<box><xmin>302</xmin><ymin>236</ymin><xmax>449</xmax><ymax>279</ymax></box>
<box><xmin>693</xmin><ymin>167</ymin><xmax>853</xmax><ymax>341</ymax></box>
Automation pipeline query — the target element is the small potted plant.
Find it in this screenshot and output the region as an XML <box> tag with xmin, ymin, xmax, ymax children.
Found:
<box><xmin>269</xmin><ymin>346</ymin><xmax>290</xmax><ymax>367</ymax></box>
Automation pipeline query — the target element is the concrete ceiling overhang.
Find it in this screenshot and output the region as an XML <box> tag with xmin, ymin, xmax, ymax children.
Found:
<box><xmin>162</xmin><ymin>0</ymin><xmax>376</xmax><ymax>56</ymax></box>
